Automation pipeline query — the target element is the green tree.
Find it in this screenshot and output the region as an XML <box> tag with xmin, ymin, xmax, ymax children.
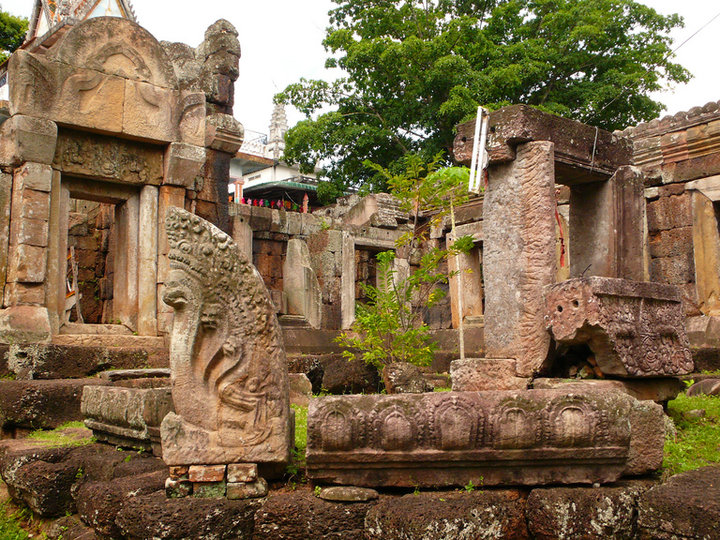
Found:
<box><xmin>336</xmin><ymin>154</ymin><xmax>473</xmax><ymax>371</ymax></box>
<box><xmin>0</xmin><ymin>10</ymin><xmax>27</xmax><ymax>63</ymax></box>
<box><xmin>277</xmin><ymin>0</ymin><xmax>689</xmax><ymax>203</ymax></box>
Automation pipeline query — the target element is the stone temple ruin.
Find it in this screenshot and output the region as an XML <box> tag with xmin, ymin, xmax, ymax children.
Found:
<box><xmin>0</xmin><ymin>7</ymin><xmax>719</xmax><ymax>540</ymax></box>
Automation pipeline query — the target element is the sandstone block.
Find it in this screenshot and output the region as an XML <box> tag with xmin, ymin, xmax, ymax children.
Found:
<box><xmin>205</xmin><ymin>113</ymin><xmax>244</xmax><ymax>154</ymax></box>
<box><xmin>188</xmin><ymin>464</ymin><xmax>226</xmax><ymax>483</ymax></box>
<box><xmin>0</xmin><ymin>306</ymin><xmax>51</xmax><ymax>343</ymax></box>
<box><xmin>179</xmin><ymin>91</ymin><xmax>206</xmax><ymax>146</ymax></box>
<box><xmin>0</xmin><ymin>116</ymin><xmax>57</xmax><ymax>167</ymax></box>
<box><xmin>450</xmin><ymin>358</ymin><xmax>529</xmax><ymax>391</ymax></box>
<box><xmin>289</xmin><ymin>372</ymin><xmax>312</xmax><ymax>407</ymax></box>
<box><xmin>13</xmin><ymin>162</ymin><xmax>52</xmax><ymax>192</ymax></box>
<box><xmin>7</xmin><ymin>243</ymin><xmax>47</xmax><ymax>283</ymax></box>
<box><xmin>307</xmin><ymin>389</ymin><xmax>662</xmax><ymax>488</ymax></box>
<box><xmin>226</xmin><ymin>478</ymin><xmax>268</xmax><ymax>500</ymax></box>
<box><xmin>123</xmin><ymin>80</ymin><xmax>178</xmax><ymax>143</ymax></box>
<box><xmin>527</xmin><ymin>482</ymin><xmax>654</xmax><ymax>539</ymax></box>
<box><xmin>318</xmin><ymin>486</ymin><xmax>379</xmax><ymax>502</ymax></box>
<box><xmin>3</xmin><ymin>282</ymin><xmax>45</xmax><ymax>306</ymax></box>
<box><xmin>163</xmin><ymin>142</ymin><xmax>206</xmax><ymax>187</ymax></box>
<box><xmin>365</xmin><ymin>490</ymin><xmax>528</xmax><ymax>539</ymax></box>
<box><xmin>10</xmin><ymin>217</ymin><xmax>48</xmax><ymax>247</ymax></box>
<box><xmin>638</xmin><ymin>466</ymin><xmax>720</xmax><ymax>539</ymax></box>
<box><xmin>81</xmin><ymin>385</ymin><xmax>174</xmax><ymax>454</ymax></box>
<box><xmin>533</xmin><ymin>378</ymin><xmax>683</xmax><ymax>404</ymax></box>
<box><xmin>115</xmin><ymin>492</ymin><xmax>258</xmax><ymax>539</ymax></box>
<box><xmin>483</xmin><ymin>141</ymin><xmax>556</xmax><ymax>376</ymax></box>
<box><xmin>0</xmin><ymin>378</ymin><xmax>111</xmax><ymax>431</ymax></box>
<box><xmin>382</xmin><ymin>362</ymin><xmax>433</xmax><ymax>394</ymax></box>
<box><xmin>11</xmin><ymin>187</ymin><xmax>50</xmax><ymax>221</ymax></box>
<box><xmin>227</xmin><ymin>463</ymin><xmax>258</xmax><ymax>484</ymax></box>
<box><xmin>254</xmin><ymin>490</ymin><xmax>372</xmax><ymax>538</ymax></box>
<box><xmin>0</xmin><ymin>173</ymin><xmax>10</xmax><ymax>304</ymax></box>
<box><xmin>546</xmin><ymin>277</ymin><xmax>694</xmax><ymax>376</ymax></box>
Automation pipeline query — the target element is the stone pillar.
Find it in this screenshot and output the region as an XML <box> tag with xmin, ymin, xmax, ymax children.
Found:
<box><xmin>46</xmin><ymin>172</ymin><xmax>69</xmax><ymax>333</ymax></box>
<box><xmin>340</xmin><ymin>232</ymin><xmax>356</xmax><ymax>330</ymax></box>
<box><xmin>114</xmin><ymin>194</ymin><xmax>140</xmax><ymax>331</ymax></box>
<box><xmin>5</xmin><ymin>163</ymin><xmax>53</xmax><ymax>307</ymax></box>
<box><xmin>569</xmin><ymin>166</ymin><xmax>647</xmax><ymax>281</ymax></box>
<box><xmin>138</xmin><ymin>185</ymin><xmax>159</xmax><ymax>336</ymax></box>
<box><xmin>483</xmin><ymin>141</ymin><xmax>557</xmax><ymax>377</ymax></box>
<box><xmin>0</xmin><ymin>173</ymin><xmax>11</xmax><ymax>306</ymax></box>
<box><xmin>157</xmin><ymin>185</ymin><xmax>187</xmax><ymax>334</ymax></box>
<box><xmin>690</xmin><ymin>189</ymin><xmax>720</xmax><ymax>315</ymax></box>
<box><xmin>283</xmin><ymin>239</ymin><xmax>321</xmax><ymax>328</ymax></box>
<box><xmin>448</xmin><ymin>223</ymin><xmax>484</xmax><ymax>328</ymax></box>
<box><xmin>232</xmin><ymin>213</ymin><xmax>253</xmax><ymax>259</ymax></box>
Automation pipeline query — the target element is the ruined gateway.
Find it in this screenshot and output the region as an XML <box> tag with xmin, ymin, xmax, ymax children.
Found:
<box><xmin>0</xmin><ymin>5</ymin><xmax>718</xmax><ymax>540</ymax></box>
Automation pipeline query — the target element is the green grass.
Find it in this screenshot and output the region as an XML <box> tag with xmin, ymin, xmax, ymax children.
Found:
<box><xmin>664</xmin><ymin>393</ymin><xmax>720</xmax><ymax>477</ymax></box>
<box><xmin>434</xmin><ymin>387</ymin><xmax>452</xmax><ymax>392</ymax></box>
<box><xmin>27</xmin><ymin>421</ymin><xmax>93</xmax><ymax>448</ymax></box>
<box><xmin>292</xmin><ymin>404</ymin><xmax>308</xmax><ymax>455</ymax></box>
<box><xmin>0</xmin><ymin>500</ymin><xmax>30</xmax><ymax>540</ymax></box>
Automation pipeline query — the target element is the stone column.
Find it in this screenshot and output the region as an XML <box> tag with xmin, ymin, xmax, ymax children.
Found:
<box><xmin>340</xmin><ymin>232</ymin><xmax>356</xmax><ymax>330</ymax></box>
<box><xmin>447</xmin><ymin>222</ymin><xmax>484</xmax><ymax>329</ymax></box>
<box><xmin>232</xmin><ymin>213</ymin><xmax>253</xmax><ymax>259</ymax></box>
<box><xmin>483</xmin><ymin>141</ymin><xmax>557</xmax><ymax>377</ymax></box>
<box><xmin>46</xmin><ymin>172</ymin><xmax>69</xmax><ymax>333</ymax></box>
<box><xmin>157</xmin><ymin>185</ymin><xmax>187</xmax><ymax>335</ymax></box>
<box><xmin>283</xmin><ymin>239</ymin><xmax>322</xmax><ymax>328</ymax></box>
<box><xmin>114</xmin><ymin>194</ymin><xmax>140</xmax><ymax>331</ymax></box>
<box><xmin>0</xmin><ymin>173</ymin><xmax>11</xmax><ymax>306</ymax></box>
<box><xmin>569</xmin><ymin>166</ymin><xmax>647</xmax><ymax>281</ymax></box>
<box><xmin>138</xmin><ymin>185</ymin><xmax>159</xmax><ymax>336</ymax></box>
<box><xmin>690</xmin><ymin>189</ymin><xmax>720</xmax><ymax>315</ymax></box>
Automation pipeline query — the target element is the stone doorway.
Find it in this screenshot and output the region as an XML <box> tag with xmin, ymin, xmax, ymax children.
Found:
<box><xmin>47</xmin><ymin>176</ymin><xmax>158</xmax><ymax>336</ymax></box>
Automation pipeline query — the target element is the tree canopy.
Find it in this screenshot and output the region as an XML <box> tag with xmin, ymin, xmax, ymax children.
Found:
<box><xmin>0</xmin><ymin>10</ymin><xmax>27</xmax><ymax>63</ymax></box>
<box><xmin>276</xmin><ymin>0</ymin><xmax>690</xmax><ymax>203</ymax></box>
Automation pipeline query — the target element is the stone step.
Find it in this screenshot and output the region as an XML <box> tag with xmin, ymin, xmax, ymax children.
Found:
<box><xmin>60</xmin><ymin>323</ymin><xmax>133</xmax><ymax>336</ymax></box>
<box><xmin>52</xmin><ymin>334</ymin><xmax>167</xmax><ymax>349</ymax></box>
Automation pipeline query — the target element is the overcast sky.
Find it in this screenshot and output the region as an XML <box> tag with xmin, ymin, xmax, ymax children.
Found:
<box><xmin>1</xmin><ymin>0</ymin><xmax>718</xmax><ymax>134</ymax></box>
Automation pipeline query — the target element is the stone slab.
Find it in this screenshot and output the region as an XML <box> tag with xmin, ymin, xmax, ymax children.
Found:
<box><xmin>546</xmin><ymin>277</ymin><xmax>694</xmax><ymax>377</ymax></box>
<box><xmin>453</xmin><ymin>104</ymin><xmax>632</xmax><ymax>183</ymax></box>
<box><xmin>0</xmin><ymin>306</ymin><xmax>51</xmax><ymax>344</ymax></box>
<box><xmin>0</xmin><ymin>114</ymin><xmax>57</xmax><ymax>167</ymax></box>
<box><xmin>0</xmin><ymin>378</ymin><xmax>111</xmax><ymax>432</ymax></box>
<box><xmin>306</xmin><ymin>389</ymin><xmax>663</xmax><ymax>488</ymax></box>
<box><xmin>365</xmin><ymin>490</ymin><xmax>528</xmax><ymax>539</ymax></box>
<box><xmin>318</xmin><ymin>486</ymin><xmax>379</xmax><ymax>502</ymax></box>
<box><xmin>450</xmin><ymin>358</ymin><xmax>529</xmax><ymax>391</ymax></box>
<box><xmin>81</xmin><ymin>384</ymin><xmax>173</xmax><ymax>454</ymax></box>
<box><xmin>533</xmin><ymin>378</ymin><xmax>683</xmax><ymax>404</ymax></box>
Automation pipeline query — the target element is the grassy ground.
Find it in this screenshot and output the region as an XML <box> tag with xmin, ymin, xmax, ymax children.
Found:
<box><xmin>25</xmin><ymin>421</ymin><xmax>94</xmax><ymax>448</ymax></box>
<box><xmin>664</xmin><ymin>392</ymin><xmax>720</xmax><ymax>477</ymax></box>
<box><xmin>0</xmin><ymin>482</ymin><xmax>30</xmax><ymax>540</ymax></box>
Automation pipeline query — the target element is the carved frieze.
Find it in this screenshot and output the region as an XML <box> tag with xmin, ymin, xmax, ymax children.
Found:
<box><xmin>53</xmin><ymin>131</ymin><xmax>163</xmax><ymax>186</ymax></box>
<box><xmin>306</xmin><ymin>389</ymin><xmax>660</xmax><ymax>488</ymax></box>
<box><xmin>160</xmin><ymin>207</ymin><xmax>290</xmax><ymax>466</ymax></box>
<box><xmin>545</xmin><ymin>277</ymin><xmax>694</xmax><ymax>377</ymax></box>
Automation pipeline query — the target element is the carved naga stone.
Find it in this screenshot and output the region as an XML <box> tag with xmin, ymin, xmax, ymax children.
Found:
<box><xmin>160</xmin><ymin>207</ymin><xmax>290</xmax><ymax>467</ymax></box>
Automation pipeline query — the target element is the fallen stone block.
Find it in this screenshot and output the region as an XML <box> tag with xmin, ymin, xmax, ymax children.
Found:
<box><xmin>5</xmin><ymin>343</ymin><xmax>167</xmax><ymax>380</ymax></box>
<box><xmin>0</xmin><ymin>378</ymin><xmax>111</xmax><ymax>432</ymax></box>
<box><xmin>115</xmin><ymin>491</ymin><xmax>259</xmax><ymax>539</ymax></box>
<box><xmin>451</xmin><ymin>358</ymin><xmax>529</xmax><ymax>391</ymax></box>
<box><xmin>254</xmin><ymin>489</ymin><xmax>374</xmax><ymax>539</ymax></box>
<box><xmin>638</xmin><ymin>466</ymin><xmax>720</xmax><ymax>539</ymax></box>
<box><xmin>307</xmin><ymin>389</ymin><xmax>664</xmax><ymax>488</ymax></box>
<box><xmin>546</xmin><ymin>277</ymin><xmax>694</xmax><ymax>377</ymax></box>
<box><xmin>365</xmin><ymin>490</ymin><xmax>528</xmax><ymax>539</ymax></box>
<box><xmin>382</xmin><ymin>362</ymin><xmax>433</xmax><ymax>394</ymax></box>
<box><xmin>533</xmin><ymin>378</ymin><xmax>683</xmax><ymax>403</ymax></box>
<box><xmin>527</xmin><ymin>481</ymin><xmax>655</xmax><ymax>539</ymax></box>
<box><xmin>74</xmin><ymin>470</ymin><xmax>167</xmax><ymax>538</ymax></box>
<box><xmin>81</xmin><ymin>384</ymin><xmax>173</xmax><ymax>454</ymax></box>
<box><xmin>686</xmin><ymin>378</ymin><xmax>720</xmax><ymax>397</ymax></box>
